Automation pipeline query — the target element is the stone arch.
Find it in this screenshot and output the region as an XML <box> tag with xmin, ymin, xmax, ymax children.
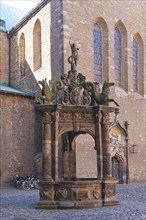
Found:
<box><xmin>109</xmin><ymin>121</ymin><xmax>127</xmax><ymax>183</ymax></box>
<box><xmin>19</xmin><ymin>33</ymin><xmax>25</xmax><ymax>76</ymax></box>
<box><xmin>72</xmin><ymin>133</ymin><xmax>97</xmax><ymax>179</ymax></box>
<box><xmin>94</xmin><ymin>17</ymin><xmax>109</xmax><ymax>82</ymax></box>
<box><xmin>33</xmin><ymin>19</ymin><xmax>42</xmax><ymax>71</ymax></box>
<box><xmin>112</xmin><ymin>152</ymin><xmax>124</xmax><ymax>162</ymax></box>
<box><xmin>58</xmin><ymin>127</ymin><xmax>95</xmax><ymax>139</ymax></box>
<box><xmin>112</xmin><ymin>153</ymin><xmax>124</xmax><ymax>184</ymax></box>
<box><xmin>133</xmin><ymin>33</ymin><xmax>144</xmax><ymax>95</ymax></box>
<box><xmin>114</xmin><ymin>20</ymin><xmax>128</xmax><ymax>91</ymax></box>
<box><xmin>61</xmin><ymin>131</ymin><xmax>97</xmax><ymax>180</ymax></box>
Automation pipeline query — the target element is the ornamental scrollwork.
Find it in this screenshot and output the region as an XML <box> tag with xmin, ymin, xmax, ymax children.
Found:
<box><xmin>36</xmin><ymin>42</ymin><xmax>119</xmax><ymax>108</ymax></box>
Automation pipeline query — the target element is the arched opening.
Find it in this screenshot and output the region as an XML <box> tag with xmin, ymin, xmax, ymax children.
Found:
<box><xmin>133</xmin><ymin>33</ymin><xmax>144</xmax><ymax>95</ymax></box>
<box><xmin>33</xmin><ymin>19</ymin><xmax>42</xmax><ymax>71</ymax></box>
<box><xmin>114</xmin><ymin>21</ymin><xmax>127</xmax><ymax>91</ymax></box>
<box><xmin>61</xmin><ymin>131</ymin><xmax>97</xmax><ymax>181</ymax></box>
<box><xmin>93</xmin><ymin>24</ymin><xmax>102</xmax><ymax>82</ymax></box>
<box><xmin>109</xmin><ymin>121</ymin><xmax>127</xmax><ymax>184</ymax></box>
<box><xmin>94</xmin><ymin>17</ymin><xmax>109</xmax><ymax>83</ymax></box>
<box><xmin>75</xmin><ymin>133</ymin><xmax>97</xmax><ymax>179</ymax></box>
<box><xmin>19</xmin><ymin>33</ymin><xmax>25</xmax><ymax>76</ymax></box>
<box><xmin>112</xmin><ymin>154</ymin><xmax>124</xmax><ymax>184</ymax></box>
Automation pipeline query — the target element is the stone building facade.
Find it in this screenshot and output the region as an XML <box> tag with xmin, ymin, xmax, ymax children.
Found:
<box><xmin>0</xmin><ymin>0</ymin><xmax>145</xmax><ymax>185</ymax></box>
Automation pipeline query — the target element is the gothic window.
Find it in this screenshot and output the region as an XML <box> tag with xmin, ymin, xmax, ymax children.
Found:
<box><xmin>132</xmin><ymin>33</ymin><xmax>144</xmax><ymax>95</ymax></box>
<box><xmin>93</xmin><ymin>24</ymin><xmax>102</xmax><ymax>82</ymax></box>
<box><xmin>133</xmin><ymin>38</ymin><xmax>138</xmax><ymax>92</ymax></box>
<box><xmin>19</xmin><ymin>33</ymin><xmax>25</xmax><ymax>76</ymax></box>
<box><xmin>33</xmin><ymin>19</ymin><xmax>42</xmax><ymax>71</ymax></box>
<box><xmin>114</xmin><ymin>27</ymin><xmax>121</xmax><ymax>87</ymax></box>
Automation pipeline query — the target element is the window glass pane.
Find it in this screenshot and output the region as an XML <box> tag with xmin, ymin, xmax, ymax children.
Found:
<box><xmin>114</xmin><ymin>27</ymin><xmax>121</xmax><ymax>86</ymax></box>
<box><xmin>133</xmin><ymin>39</ymin><xmax>138</xmax><ymax>92</ymax></box>
<box><xmin>94</xmin><ymin>24</ymin><xmax>102</xmax><ymax>82</ymax></box>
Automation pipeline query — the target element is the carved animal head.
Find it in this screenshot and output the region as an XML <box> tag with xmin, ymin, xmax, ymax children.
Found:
<box><xmin>102</xmin><ymin>81</ymin><xmax>115</xmax><ymax>94</ymax></box>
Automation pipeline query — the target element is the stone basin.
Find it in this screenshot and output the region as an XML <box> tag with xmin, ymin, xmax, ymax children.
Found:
<box><xmin>36</xmin><ymin>179</ymin><xmax>119</xmax><ymax>209</ymax></box>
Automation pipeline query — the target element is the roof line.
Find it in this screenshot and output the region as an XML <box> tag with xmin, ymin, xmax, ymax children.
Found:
<box><xmin>9</xmin><ymin>0</ymin><xmax>51</xmax><ymax>36</ymax></box>
<box><xmin>0</xmin><ymin>89</ymin><xmax>35</xmax><ymax>98</ymax></box>
<box><xmin>0</xmin><ymin>83</ymin><xmax>35</xmax><ymax>98</ymax></box>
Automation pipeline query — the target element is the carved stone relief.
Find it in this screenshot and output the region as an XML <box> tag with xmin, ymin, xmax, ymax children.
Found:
<box><xmin>109</xmin><ymin>122</ymin><xmax>126</xmax><ymax>158</ymax></box>
<box><xmin>105</xmin><ymin>185</ymin><xmax>115</xmax><ymax>198</ymax></box>
<box><xmin>40</xmin><ymin>188</ymin><xmax>55</xmax><ymax>201</ymax></box>
<box><xmin>56</xmin><ymin>188</ymin><xmax>68</xmax><ymax>201</ymax></box>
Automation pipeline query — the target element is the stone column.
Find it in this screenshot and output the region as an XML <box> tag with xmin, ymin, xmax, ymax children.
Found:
<box><xmin>101</xmin><ymin>110</ymin><xmax>111</xmax><ymax>178</ymax></box>
<box><xmin>95</xmin><ymin>112</ymin><xmax>102</xmax><ymax>180</ymax></box>
<box><xmin>42</xmin><ymin>112</ymin><xmax>53</xmax><ymax>182</ymax></box>
<box><xmin>54</xmin><ymin>111</ymin><xmax>59</xmax><ymax>181</ymax></box>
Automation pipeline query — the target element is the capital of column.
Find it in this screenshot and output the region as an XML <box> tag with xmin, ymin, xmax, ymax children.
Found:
<box><xmin>101</xmin><ymin>111</ymin><xmax>110</xmax><ymax>125</ymax></box>
<box><xmin>42</xmin><ymin>111</ymin><xmax>52</xmax><ymax>124</ymax></box>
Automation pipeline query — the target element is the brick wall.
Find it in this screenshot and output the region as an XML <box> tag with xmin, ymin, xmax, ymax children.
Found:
<box><xmin>61</xmin><ymin>0</ymin><xmax>146</xmax><ymax>182</ymax></box>
<box><xmin>10</xmin><ymin>2</ymin><xmax>52</xmax><ymax>95</ymax></box>
<box><xmin>1</xmin><ymin>0</ymin><xmax>145</xmax><ymax>184</ymax></box>
<box><xmin>76</xmin><ymin>134</ymin><xmax>97</xmax><ymax>179</ymax></box>
<box><xmin>0</xmin><ymin>93</ymin><xmax>42</xmax><ymax>186</ymax></box>
<box><xmin>50</xmin><ymin>0</ymin><xmax>64</xmax><ymax>79</ymax></box>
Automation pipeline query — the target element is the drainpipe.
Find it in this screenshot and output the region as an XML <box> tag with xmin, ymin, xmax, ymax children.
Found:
<box><xmin>124</xmin><ymin>121</ymin><xmax>129</xmax><ymax>184</ymax></box>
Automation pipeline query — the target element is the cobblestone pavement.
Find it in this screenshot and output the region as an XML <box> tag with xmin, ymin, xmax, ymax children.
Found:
<box><xmin>0</xmin><ymin>182</ymin><xmax>146</xmax><ymax>220</ymax></box>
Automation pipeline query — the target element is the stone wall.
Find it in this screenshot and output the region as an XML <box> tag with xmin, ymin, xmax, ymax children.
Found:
<box><xmin>61</xmin><ymin>0</ymin><xmax>146</xmax><ymax>182</ymax></box>
<box><xmin>0</xmin><ymin>31</ymin><xmax>9</xmax><ymax>84</ymax></box>
<box><xmin>62</xmin><ymin>0</ymin><xmax>146</xmax><ymax>91</ymax></box>
<box><xmin>0</xmin><ymin>93</ymin><xmax>42</xmax><ymax>186</ymax></box>
<box><xmin>76</xmin><ymin>134</ymin><xmax>97</xmax><ymax>179</ymax></box>
<box><xmin>1</xmin><ymin>0</ymin><xmax>145</xmax><ymax>184</ymax></box>
<box><xmin>10</xmin><ymin>2</ymin><xmax>52</xmax><ymax>95</ymax></box>
<box><xmin>50</xmin><ymin>0</ymin><xmax>64</xmax><ymax>79</ymax></box>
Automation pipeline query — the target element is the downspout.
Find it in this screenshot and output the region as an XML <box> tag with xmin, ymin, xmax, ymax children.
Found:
<box><xmin>124</xmin><ymin>121</ymin><xmax>129</xmax><ymax>184</ymax></box>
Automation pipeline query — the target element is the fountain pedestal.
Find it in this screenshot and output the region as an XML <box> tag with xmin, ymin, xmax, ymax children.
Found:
<box><xmin>35</xmin><ymin>105</ymin><xmax>119</xmax><ymax>209</ymax></box>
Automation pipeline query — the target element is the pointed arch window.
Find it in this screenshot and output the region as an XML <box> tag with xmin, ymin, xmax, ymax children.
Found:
<box><xmin>19</xmin><ymin>33</ymin><xmax>25</xmax><ymax>76</ymax></box>
<box><xmin>93</xmin><ymin>24</ymin><xmax>102</xmax><ymax>82</ymax></box>
<box><xmin>133</xmin><ymin>38</ymin><xmax>138</xmax><ymax>92</ymax></box>
<box><xmin>33</xmin><ymin>19</ymin><xmax>42</xmax><ymax>71</ymax></box>
<box><xmin>132</xmin><ymin>34</ymin><xmax>144</xmax><ymax>95</ymax></box>
<box><xmin>114</xmin><ymin>27</ymin><xmax>121</xmax><ymax>87</ymax></box>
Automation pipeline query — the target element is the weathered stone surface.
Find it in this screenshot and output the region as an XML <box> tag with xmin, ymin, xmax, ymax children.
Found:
<box><xmin>0</xmin><ymin>32</ymin><xmax>9</xmax><ymax>84</ymax></box>
<box><xmin>0</xmin><ymin>0</ymin><xmax>145</xmax><ymax>186</ymax></box>
<box><xmin>0</xmin><ymin>93</ymin><xmax>42</xmax><ymax>185</ymax></box>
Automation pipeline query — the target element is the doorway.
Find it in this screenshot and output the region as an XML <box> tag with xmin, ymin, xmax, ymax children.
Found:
<box><xmin>112</xmin><ymin>156</ymin><xmax>123</xmax><ymax>184</ymax></box>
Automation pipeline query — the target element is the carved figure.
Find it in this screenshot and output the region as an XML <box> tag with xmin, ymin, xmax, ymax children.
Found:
<box><xmin>70</xmin><ymin>87</ymin><xmax>81</xmax><ymax>105</ymax></box>
<box><xmin>68</xmin><ymin>40</ymin><xmax>79</xmax><ymax>70</ymax></box>
<box><xmin>82</xmin><ymin>89</ymin><xmax>91</xmax><ymax>106</ymax></box>
<box><xmin>78</xmin><ymin>72</ymin><xmax>86</xmax><ymax>82</ymax></box>
<box><xmin>38</xmin><ymin>79</ymin><xmax>62</xmax><ymax>104</ymax></box>
<box><xmin>36</xmin><ymin>42</ymin><xmax>119</xmax><ymax>107</ymax></box>
<box><xmin>99</xmin><ymin>81</ymin><xmax>119</xmax><ymax>106</ymax></box>
<box><xmin>80</xmin><ymin>80</ymin><xmax>119</xmax><ymax>107</ymax></box>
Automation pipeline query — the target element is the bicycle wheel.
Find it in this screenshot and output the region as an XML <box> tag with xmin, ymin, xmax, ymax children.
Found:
<box><xmin>22</xmin><ymin>181</ymin><xmax>31</xmax><ymax>190</ymax></box>
<box><xmin>34</xmin><ymin>180</ymin><xmax>40</xmax><ymax>190</ymax></box>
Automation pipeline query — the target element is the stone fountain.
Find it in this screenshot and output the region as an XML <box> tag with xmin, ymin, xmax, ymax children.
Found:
<box><xmin>35</xmin><ymin>41</ymin><xmax>119</xmax><ymax>209</ymax></box>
